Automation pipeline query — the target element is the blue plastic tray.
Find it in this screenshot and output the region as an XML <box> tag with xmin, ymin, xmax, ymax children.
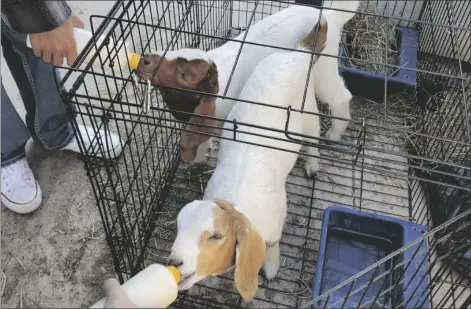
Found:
<box><xmin>312</xmin><ymin>206</ymin><xmax>430</xmax><ymax>308</ymax></box>
<box><xmin>339</xmin><ymin>26</ymin><xmax>419</xmax><ymax>101</ymax></box>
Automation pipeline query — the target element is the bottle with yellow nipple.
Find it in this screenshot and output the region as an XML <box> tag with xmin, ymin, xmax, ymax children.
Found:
<box><xmin>129</xmin><ymin>53</ymin><xmax>141</xmax><ymax>71</ymax></box>
<box><xmin>26</xmin><ymin>27</ymin><xmax>142</xmax><ymax>71</ymax></box>
<box><xmin>90</xmin><ymin>264</ymin><xmax>180</xmax><ymax>308</ymax></box>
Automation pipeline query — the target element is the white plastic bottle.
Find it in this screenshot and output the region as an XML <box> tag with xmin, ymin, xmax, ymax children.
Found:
<box><xmin>26</xmin><ymin>27</ymin><xmax>137</xmax><ymax>70</ymax></box>
<box><xmin>90</xmin><ymin>264</ymin><xmax>181</xmax><ymax>308</ymax></box>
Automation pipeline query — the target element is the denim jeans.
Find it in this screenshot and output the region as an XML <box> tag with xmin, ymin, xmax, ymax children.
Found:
<box><xmin>1</xmin><ymin>23</ymin><xmax>75</xmax><ymax>167</ymax></box>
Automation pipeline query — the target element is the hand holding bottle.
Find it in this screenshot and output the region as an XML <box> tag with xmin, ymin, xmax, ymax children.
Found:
<box><xmin>103</xmin><ymin>278</ymin><xmax>138</xmax><ymax>308</ymax></box>
<box><xmin>90</xmin><ymin>265</ymin><xmax>180</xmax><ymax>308</ymax></box>
<box><xmin>29</xmin><ymin>15</ymin><xmax>85</xmax><ymax>66</ymax></box>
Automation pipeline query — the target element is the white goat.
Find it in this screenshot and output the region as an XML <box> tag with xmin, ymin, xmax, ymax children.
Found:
<box><xmin>135</xmin><ymin>2</ymin><xmax>358</xmax><ymax>164</ymax></box>
<box><xmin>167</xmin><ymin>13</ymin><xmax>333</xmax><ymax>302</ymax></box>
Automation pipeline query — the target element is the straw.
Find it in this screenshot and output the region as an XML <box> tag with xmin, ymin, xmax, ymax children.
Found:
<box><xmin>341</xmin><ymin>3</ymin><xmax>399</xmax><ymax>76</ymax></box>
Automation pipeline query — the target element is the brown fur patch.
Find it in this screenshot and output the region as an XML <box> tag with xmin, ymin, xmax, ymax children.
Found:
<box><xmin>196</xmin><ymin>203</ymin><xmax>237</xmax><ymax>276</ymax></box>
<box><xmin>195</xmin><ymin>200</ymin><xmax>266</xmax><ymax>302</ymax></box>
<box><xmin>301</xmin><ymin>17</ymin><xmax>328</xmax><ymax>54</ymax></box>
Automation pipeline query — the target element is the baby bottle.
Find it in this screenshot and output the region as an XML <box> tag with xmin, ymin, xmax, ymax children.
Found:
<box><xmin>90</xmin><ymin>264</ymin><xmax>180</xmax><ymax>308</ymax></box>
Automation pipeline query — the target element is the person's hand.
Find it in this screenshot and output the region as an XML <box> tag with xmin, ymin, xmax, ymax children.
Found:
<box><xmin>102</xmin><ymin>278</ymin><xmax>138</xmax><ymax>308</ymax></box>
<box><xmin>70</xmin><ymin>15</ymin><xmax>85</xmax><ymax>29</ymax></box>
<box><xmin>29</xmin><ymin>15</ymin><xmax>84</xmax><ymax>66</ymax></box>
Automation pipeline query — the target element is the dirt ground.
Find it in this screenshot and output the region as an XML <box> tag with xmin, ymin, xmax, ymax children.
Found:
<box><xmin>1</xmin><ymin>2</ymin><xmax>116</xmax><ymax>308</ymax></box>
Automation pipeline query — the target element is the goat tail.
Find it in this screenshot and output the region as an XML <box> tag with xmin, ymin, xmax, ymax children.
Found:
<box><xmin>322</xmin><ymin>0</ymin><xmax>360</xmax><ymax>26</ymax></box>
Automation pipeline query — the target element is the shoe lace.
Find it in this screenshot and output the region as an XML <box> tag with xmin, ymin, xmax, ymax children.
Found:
<box><xmin>1</xmin><ymin>161</ymin><xmax>33</xmax><ymax>193</ymax></box>
<box><xmin>20</xmin><ymin>160</ymin><xmax>33</xmax><ymax>183</ymax></box>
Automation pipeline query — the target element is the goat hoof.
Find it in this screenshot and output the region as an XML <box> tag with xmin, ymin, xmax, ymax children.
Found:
<box><xmin>263</xmin><ymin>260</ymin><xmax>280</xmax><ymax>281</ymax></box>
<box><xmin>305</xmin><ymin>158</ymin><xmax>319</xmax><ymax>179</ymax></box>
<box><xmin>325</xmin><ymin>129</ymin><xmax>342</xmax><ymax>142</ymax></box>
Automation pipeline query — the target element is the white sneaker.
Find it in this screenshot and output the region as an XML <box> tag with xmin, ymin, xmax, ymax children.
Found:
<box><xmin>1</xmin><ymin>158</ymin><xmax>42</xmax><ymax>214</ymax></box>
<box><xmin>62</xmin><ymin>124</ymin><xmax>123</xmax><ymax>159</ymax></box>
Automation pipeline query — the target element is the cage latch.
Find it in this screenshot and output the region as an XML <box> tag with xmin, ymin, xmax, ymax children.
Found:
<box><xmin>132</xmin><ymin>73</ymin><xmax>154</xmax><ymax>114</ymax></box>
<box><xmin>142</xmin><ymin>79</ymin><xmax>153</xmax><ymax>114</ymax></box>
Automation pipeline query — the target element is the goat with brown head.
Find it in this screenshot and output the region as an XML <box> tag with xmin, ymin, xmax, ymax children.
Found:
<box><xmin>134</xmin><ymin>49</ymin><xmax>219</xmax><ymax>163</ymax></box>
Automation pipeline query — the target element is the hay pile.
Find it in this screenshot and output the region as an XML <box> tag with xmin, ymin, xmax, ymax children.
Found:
<box><xmin>342</xmin><ymin>3</ymin><xmax>400</xmax><ymax>76</ymax></box>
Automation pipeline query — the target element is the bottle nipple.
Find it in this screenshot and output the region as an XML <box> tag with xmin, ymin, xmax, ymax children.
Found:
<box><xmin>129</xmin><ymin>53</ymin><xmax>141</xmax><ymax>70</ymax></box>
<box><xmin>166</xmin><ymin>266</ymin><xmax>181</xmax><ymax>284</ymax></box>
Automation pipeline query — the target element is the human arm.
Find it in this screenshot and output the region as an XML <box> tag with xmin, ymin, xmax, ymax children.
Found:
<box><xmin>2</xmin><ymin>0</ymin><xmax>72</xmax><ymax>34</ymax></box>
<box><xmin>2</xmin><ymin>0</ymin><xmax>84</xmax><ymax>66</ymax></box>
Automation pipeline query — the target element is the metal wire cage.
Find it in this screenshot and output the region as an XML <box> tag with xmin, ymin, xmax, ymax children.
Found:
<box><xmin>56</xmin><ymin>0</ymin><xmax>470</xmax><ymax>308</ymax></box>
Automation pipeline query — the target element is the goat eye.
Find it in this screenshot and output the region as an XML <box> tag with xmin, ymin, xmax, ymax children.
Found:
<box><xmin>209</xmin><ymin>233</ymin><xmax>224</xmax><ymax>241</ymax></box>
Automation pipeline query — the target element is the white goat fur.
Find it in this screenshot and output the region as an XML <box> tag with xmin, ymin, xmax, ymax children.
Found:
<box><xmin>182</xmin><ymin>1</ymin><xmax>359</xmax><ymax>164</ymax></box>
<box><xmin>170</xmin><ymin>3</ymin><xmax>360</xmax><ymax>298</ymax></box>
<box><xmin>170</xmin><ymin>35</ymin><xmax>324</xmax><ymax>294</ymax></box>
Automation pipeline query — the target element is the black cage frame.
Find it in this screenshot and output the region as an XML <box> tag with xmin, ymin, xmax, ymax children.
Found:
<box><xmin>57</xmin><ymin>0</ymin><xmax>470</xmax><ymax>308</ymax></box>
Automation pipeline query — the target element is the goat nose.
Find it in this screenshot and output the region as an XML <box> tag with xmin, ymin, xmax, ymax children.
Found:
<box><xmin>167</xmin><ymin>256</ymin><xmax>183</xmax><ymax>268</ymax></box>
<box><xmin>143</xmin><ymin>54</ymin><xmax>152</xmax><ymax>65</ymax></box>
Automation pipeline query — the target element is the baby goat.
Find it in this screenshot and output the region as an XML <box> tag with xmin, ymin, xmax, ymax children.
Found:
<box><xmin>167</xmin><ymin>15</ymin><xmax>329</xmax><ymax>302</ymax></box>
<box><xmin>135</xmin><ymin>5</ymin><xmax>337</xmax><ymax>164</ymax></box>
<box><xmin>136</xmin><ymin>2</ymin><xmax>359</xmax><ymax>164</ymax></box>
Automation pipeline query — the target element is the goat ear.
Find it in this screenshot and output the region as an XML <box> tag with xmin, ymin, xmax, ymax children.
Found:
<box><xmin>180</xmin><ymin>96</ymin><xmax>217</xmax><ymax>163</ymax></box>
<box><xmin>213</xmin><ymin>200</ymin><xmax>266</xmax><ymax>301</ymax></box>
<box><xmin>179</xmin><ymin>62</ymin><xmax>219</xmax><ymax>163</ymax></box>
<box><xmin>180</xmin><ymin>60</ymin><xmax>217</xmax><ymax>87</ymax></box>
<box><xmin>233</xmin><ymin>217</ymin><xmax>266</xmax><ymax>302</ymax></box>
